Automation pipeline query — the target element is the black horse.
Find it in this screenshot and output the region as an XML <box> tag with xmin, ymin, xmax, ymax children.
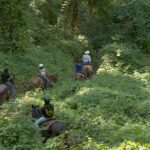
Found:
<box><xmin>32</xmin><ymin>105</ymin><xmax>66</xmax><ymax>142</ymax></box>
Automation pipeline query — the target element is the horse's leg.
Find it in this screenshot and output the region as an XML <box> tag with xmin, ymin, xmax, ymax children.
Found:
<box><xmin>82</xmin><ymin>72</ymin><xmax>87</xmax><ymax>80</ymax></box>
<box><xmin>49</xmin><ymin>81</ymin><xmax>53</xmax><ymax>88</ymax></box>
<box><xmin>6</xmin><ymin>95</ymin><xmax>9</xmax><ymax>101</ymax></box>
<box><xmin>6</xmin><ymin>88</ymin><xmax>11</xmax><ymax>101</ymax></box>
<box><xmin>0</xmin><ymin>98</ymin><xmax>4</xmax><ymax>106</ymax></box>
<box><xmin>87</xmin><ymin>71</ymin><xmax>92</xmax><ymax>79</ymax></box>
<box><xmin>40</xmin><ymin>130</ymin><xmax>49</xmax><ymax>143</ymax></box>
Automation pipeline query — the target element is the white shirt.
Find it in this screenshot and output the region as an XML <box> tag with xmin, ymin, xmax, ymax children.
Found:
<box><xmin>39</xmin><ymin>68</ymin><xmax>46</xmax><ymax>76</ymax></box>
<box><xmin>82</xmin><ymin>54</ymin><xmax>91</xmax><ymax>63</ymax></box>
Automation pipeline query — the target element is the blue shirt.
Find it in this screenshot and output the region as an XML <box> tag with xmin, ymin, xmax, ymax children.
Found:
<box><xmin>75</xmin><ymin>64</ymin><xmax>82</xmax><ymax>73</ymax></box>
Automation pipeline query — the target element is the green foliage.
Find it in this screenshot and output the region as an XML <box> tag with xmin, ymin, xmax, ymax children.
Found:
<box><xmin>99</xmin><ymin>43</ymin><xmax>150</xmax><ymax>73</ymax></box>
<box><xmin>45</xmin><ymin>135</ymin><xmax>67</xmax><ymax>150</ymax></box>
<box><xmin>0</xmin><ymin>0</ymin><xmax>150</xmax><ymax>149</ymax></box>
<box><xmin>51</xmin><ymin>79</ymin><xmax>82</xmax><ymax>99</ymax></box>
<box><xmin>112</xmin><ymin>0</ymin><xmax>150</xmax><ymax>54</ymax></box>
<box><xmin>0</xmin><ymin>0</ymin><xmax>32</xmax><ymax>52</ymax></box>
<box><xmin>49</xmin><ymin>70</ymin><xmax>150</xmax><ymax>149</ymax></box>
<box><xmin>0</xmin><ymin>93</ymin><xmax>43</xmax><ymax>149</ymax></box>
<box><xmin>32</xmin><ymin>0</ymin><xmax>60</xmax><ymax>25</ymax></box>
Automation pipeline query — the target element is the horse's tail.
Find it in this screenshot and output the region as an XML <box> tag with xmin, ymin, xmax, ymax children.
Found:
<box><xmin>82</xmin><ymin>65</ymin><xmax>93</xmax><ymax>79</ymax></box>
<box><xmin>83</xmin><ymin>65</ymin><xmax>93</xmax><ymax>73</ymax></box>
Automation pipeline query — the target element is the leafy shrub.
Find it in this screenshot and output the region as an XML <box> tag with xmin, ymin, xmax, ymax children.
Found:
<box><xmin>113</xmin><ymin>0</ymin><xmax>150</xmax><ymax>54</ymax></box>
<box><xmin>99</xmin><ymin>43</ymin><xmax>150</xmax><ymax>73</ymax></box>
<box><xmin>0</xmin><ymin>95</ymin><xmax>43</xmax><ymax>149</ymax></box>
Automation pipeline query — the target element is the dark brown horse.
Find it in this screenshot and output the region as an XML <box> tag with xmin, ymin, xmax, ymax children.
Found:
<box><xmin>29</xmin><ymin>73</ymin><xmax>58</xmax><ymax>90</ymax></box>
<box><xmin>32</xmin><ymin>105</ymin><xmax>66</xmax><ymax>142</ymax></box>
<box><xmin>0</xmin><ymin>75</ymin><xmax>15</xmax><ymax>106</ymax></box>
<box><xmin>82</xmin><ymin>65</ymin><xmax>93</xmax><ymax>79</ymax></box>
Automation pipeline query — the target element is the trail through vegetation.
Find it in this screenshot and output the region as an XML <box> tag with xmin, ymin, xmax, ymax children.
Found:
<box><xmin>0</xmin><ymin>0</ymin><xmax>150</xmax><ymax>149</ymax></box>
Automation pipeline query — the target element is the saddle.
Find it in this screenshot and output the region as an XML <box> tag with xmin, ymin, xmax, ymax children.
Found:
<box><xmin>41</xmin><ymin>117</ymin><xmax>56</xmax><ymax>130</ymax></box>
<box><xmin>38</xmin><ymin>75</ymin><xmax>49</xmax><ymax>88</ymax></box>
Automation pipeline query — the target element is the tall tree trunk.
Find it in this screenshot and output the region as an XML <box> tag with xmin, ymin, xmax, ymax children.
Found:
<box><xmin>88</xmin><ymin>0</ymin><xmax>94</xmax><ymax>12</ymax></box>
<box><xmin>71</xmin><ymin>0</ymin><xmax>78</xmax><ymax>33</ymax></box>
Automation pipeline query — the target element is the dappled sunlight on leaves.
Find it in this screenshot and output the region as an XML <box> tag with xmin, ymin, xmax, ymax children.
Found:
<box><xmin>76</xmin><ymin>87</ymin><xmax>93</xmax><ymax>96</ymax></box>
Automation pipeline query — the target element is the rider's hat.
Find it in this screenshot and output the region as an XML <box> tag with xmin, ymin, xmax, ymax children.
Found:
<box><xmin>39</xmin><ymin>64</ymin><xmax>44</xmax><ymax>68</ymax></box>
<box><xmin>84</xmin><ymin>50</ymin><xmax>90</xmax><ymax>54</ymax></box>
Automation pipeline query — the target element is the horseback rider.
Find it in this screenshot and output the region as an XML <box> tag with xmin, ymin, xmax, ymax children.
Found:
<box><xmin>1</xmin><ymin>68</ymin><xmax>14</xmax><ymax>95</ymax></box>
<box><xmin>82</xmin><ymin>51</ymin><xmax>93</xmax><ymax>79</ymax></box>
<box><xmin>75</xmin><ymin>59</ymin><xmax>87</xmax><ymax>79</ymax></box>
<box><xmin>75</xmin><ymin>61</ymin><xmax>82</xmax><ymax>73</ymax></box>
<box><xmin>82</xmin><ymin>50</ymin><xmax>91</xmax><ymax>65</ymax></box>
<box><xmin>34</xmin><ymin>96</ymin><xmax>54</xmax><ymax>128</ymax></box>
<box><xmin>38</xmin><ymin>64</ymin><xmax>49</xmax><ymax>88</ymax></box>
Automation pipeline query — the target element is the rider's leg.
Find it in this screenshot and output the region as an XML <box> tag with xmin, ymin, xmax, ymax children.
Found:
<box><xmin>7</xmin><ymin>82</ymin><xmax>14</xmax><ymax>95</ymax></box>
<box><xmin>34</xmin><ymin>116</ymin><xmax>47</xmax><ymax>128</ymax></box>
<box><xmin>45</xmin><ymin>77</ymin><xmax>49</xmax><ymax>88</ymax></box>
<box><xmin>41</xmin><ymin>76</ymin><xmax>49</xmax><ymax>88</ymax></box>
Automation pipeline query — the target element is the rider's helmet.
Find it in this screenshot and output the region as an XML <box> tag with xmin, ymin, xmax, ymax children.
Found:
<box><xmin>84</xmin><ymin>50</ymin><xmax>90</xmax><ymax>54</ymax></box>
<box><xmin>42</xmin><ymin>96</ymin><xmax>51</xmax><ymax>104</ymax></box>
<box><xmin>39</xmin><ymin>64</ymin><xmax>44</xmax><ymax>68</ymax></box>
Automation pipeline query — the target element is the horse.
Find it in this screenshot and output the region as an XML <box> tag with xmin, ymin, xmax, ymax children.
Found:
<box><xmin>0</xmin><ymin>75</ymin><xmax>15</xmax><ymax>106</ymax></box>
<box><xmin>31</xmin><ymin>105</ymin><xmax>66</xmax><ymax>142</ymax></box>
<box><xmin>74</xmin><ymin>73</ymin><xmax>85</xmax><ymax>81</ymax></box>
<box><xmin>29</xmin><ymin>73</ymin><xmax>58</xmax><ymax>90</ymax></box>
<box><xmin>82</xmin><ymin>64</ymin><xmax>93</xmax><ymax>79</ymax></box>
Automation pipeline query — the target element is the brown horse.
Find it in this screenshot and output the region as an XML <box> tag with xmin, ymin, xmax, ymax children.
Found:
<box><xmin>29</xmin><ymin>73</ymin><xmax>58</xmax><ymax>90</ymax></box>
<box><xmin>0</xmin><ymin>75</ymin><xmax>15</xmax><ymax>106</ymax></box>
<box><xmin>74</xmin><ymin>73</ymin><xmax>85</xmax><ymax>81</ymax></box>
<box><xmin>82</xmin><ymin>64</ymin><xmax>93</xmax><ymax>79</ymax></box>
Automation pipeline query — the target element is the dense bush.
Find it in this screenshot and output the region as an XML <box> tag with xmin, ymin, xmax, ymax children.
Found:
<box><xmin>99</xmin><ymin>43</ymin><xmax>150</xmax><ymax>73</ymax></box>
<box><xmin>48</xmin><ymin>71</ymin><xmax>150</xmax><ymax>149</ymax></box>
<box><xmin>0</xmin><ymin>92</ymin><xmax>43</xmax><ymax>149</ymax></box>
<box><xmin>112</xmin><ymin>0</ymin><xmax>150</xmax><ymax>54</ymax></box>
<box><xmin>0</xmin><ymin>0</ymin><xmax>33</xmax><ymax>52</ymax></box>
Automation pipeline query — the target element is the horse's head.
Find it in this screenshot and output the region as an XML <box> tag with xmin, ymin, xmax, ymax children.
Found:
<box><xmin>75</xmin><ymin>73</ymin><xmax>85</xmax><ymax>81</ymax></box>
<box><xmin>31</xmin><ymin>104</ymin><xmax>42</xmax><ymax>118</ymax></box>
<box><xmin>48</xmin><ymin>73</ymin><xmax>58</xmax><ymax>83</ymax></box>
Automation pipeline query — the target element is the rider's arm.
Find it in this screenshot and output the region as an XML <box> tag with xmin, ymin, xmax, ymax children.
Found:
<box><xmin>88</xmin><ymin>55</ymin><xmax>91</xmax><ymax>62</ymax></box>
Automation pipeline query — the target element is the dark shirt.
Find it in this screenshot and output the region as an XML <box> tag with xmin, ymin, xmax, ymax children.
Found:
<box><xmin>1</xmin><ymin>72</ymin><xmax>10</xmax><ymax>83</ymax></box>
<box><xmin>41</xmin><ymin>103</ymin><xmax>54</xmax><ymax>118</ymax></box>
<box><xmin>75</xmin><ymin>63</ymin><xmax>82</xmax><ymax>73</ymax></box>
